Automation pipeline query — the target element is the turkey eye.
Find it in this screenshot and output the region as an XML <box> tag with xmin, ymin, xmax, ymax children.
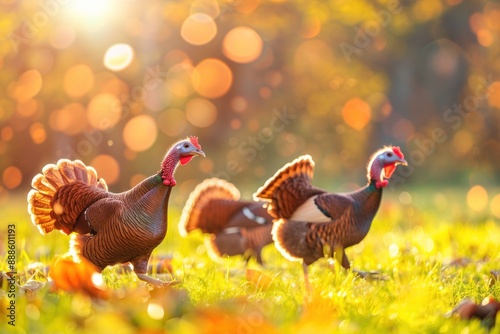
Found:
<box><xmin>387</xmin><ymin>152</ymin><xmax>393</xmax><ymax>157</ymax></box>
<box><xmin>183</xmin><ymin>143</ymin><xmax>189</xmax><ymax>148</ymax></box>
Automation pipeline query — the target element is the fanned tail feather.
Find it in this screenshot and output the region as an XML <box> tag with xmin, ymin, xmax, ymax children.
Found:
<box><xmin>204</xmin><ymin>232</ymin><xmax>243</xmax><ymax>262</ymax></box>
<box><xmin>271</xmin><ymin>219</ymin><xmax>305</xmax><ymax>262</ymax></box>
<box><xmin>253</xmin><ymin>155</ymin><xmax>323</xmax><ymax>218</ymax></box>
<box><xmin>179</xmin><ymin>178</ymin><xmax>244</xmax><ymax>236</ymax></box>
<box><xmin>27</xmin><ymin>159</ymin><xmax>108</xmax><ymax>235</ymax></box>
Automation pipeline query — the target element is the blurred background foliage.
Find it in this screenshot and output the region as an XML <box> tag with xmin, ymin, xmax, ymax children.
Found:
<box><xmin>0</xmin><ymin>0</ymin><xmax>499</xmax><ymax>215</ymax></box>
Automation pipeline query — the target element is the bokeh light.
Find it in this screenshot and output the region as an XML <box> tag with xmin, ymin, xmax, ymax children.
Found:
<box><xmin>147</xmin><ymin>302</ymin><xmax>164</xmax><ymax>320</ymax></box>
<box><xmin>190</xmin><ymin>0</ymin><xmax>220</xmax><ymax>18</ymax></box>
<box><xmin>50</xmin><ymin>103</ymin><xmax>88</xmax><ymax>135</ymax></box>
<box><xmin>466</xmin><ymin>185</ymin><xmax>488</xmax><ymax>212</ymax></box>
<box><xmin>341</xmin><ymin>98</ymin><xmax>372</xmax><ymax>131</ymax></box>
<box><xmin>104</xmin><ymin>43</ymin><xmax>134</xmax><ymax>72</ymax></box>
<box><xmin>191</xmin><ymin>58</ymin><xmax>233</xmax><ymax>98</ymax></box>
<box><xmin>12</xmin><ymin>70</ymin><xmax>43</xmax><ymax>102</ymax></box>
<box><xmin>16</xmin><ymin>98</ymin><xmax>39</xmax><ymax>118</ymax></box>
<box><xmin>490</xmin><ymin>194</ymin><xmax>500</xmax><ymax>218</ymax></box>
<box><xmin>234</xmin><ymin>0</ymin><xmax>260</xmax><ymax>14</ymax></box>
<box><xmin>123</xmin><ymin>115</ymin><xmax>158</xmax><ymax>152</ymax></box>
<box><xmin>412</xmin><ymin>0</ymin><xmax>443</xmax><ymax>22</ymax></box>
<box><xmin>1</xmin><ymin>127</ymin><xmax>13</xmax><ymax>141</ymax></box>
<box><xmin>399</xmin><ymin>191</ymin><xmax>413</xmax><ymax>205</ymax></box>
<box><xmin>231</xmin><ymin>96</ymin><xmax>248</xmax><ymax>113</ymax></box>
<box><xmin>476</xmin><ymin>29</ymin><xmax>493</xmax><ymax>47</ymax></box>
<box><xmin>64</xmin><ymin>64</ymin><xmax>94</xmax><ymax>98</ymax></box>
<box><xmin>157</xmin><ymin>108</ymin><xmax>187</xmax><ymax>137</ymax></box>
<box><xmin>29</xmin><ymin>122</ymin><xmax>46</xmax><ymax>144</ymax></box>
<box><xmin>181</xmin><ymin>13</ymin><xmax>217</xmax><ymax>45</ymax></box>
<box><xmin>185</xmin><ymin>98</ymin><xmax>217</xmax><ymax>128</ymax></box>
<box><xmin>2</xmin><ymin>166</ymin><xmax>22</xmax><ymax>190</ymax></box>
<box><xmin>487</xmin><ymin>81</ymin><xmax>500</xmax><ymax>109</ymax></box>
<box><xmin>29</xmin><ymin>50</ymin><xmax>54</xmax><ymax>75</ymax></box>
<box><xmin>87</xmin><ymin>93</ymin><xmax>121</xmax><ymax>130</ymax></box>
<box><xmin>223</xmin><ymin>26</ymin><xmax>263</xmax><ymax>63</ymax></box>
<box><xmin>301</xmin><ymin>17</ymin><xmax>321</xmax><ymax>38</ymax></box>
<box><xmin>144</xmin><ymin>82</ymin><xmax>172</xmax><ymax>111</ymax></box>
<box><xmin>50</xmin><ymin>26</ymin><xmax>76</xmax><ymax>49</ymax></box>
<box><xmin>452</xmin><ymin>130</ymin><xmax>474</xmax><ymax>156</ymax></box>
<box><xmin>392</xmin><ymin>118</ymin><xmax>415</xmax><ymax>142</ymax></box>
<box><xmin>90</xmin><ymin>154</ymin><xmax>120</xmax><ymax>185</ymax></box>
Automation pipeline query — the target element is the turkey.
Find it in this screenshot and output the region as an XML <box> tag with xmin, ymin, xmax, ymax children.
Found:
<box><xmin>179</xmin><ymin>178</ymin><xmax>274</xmax><ymax>265</ymax></box>
<box><xmin>253</xmin><ymin>146</ymin><xmax>407</xmax><ymax>289</ymax></box>
<box><xmin>27</xmin><ymin>136</ymin><xmax>205</xmax><ymax>286</ymax></box>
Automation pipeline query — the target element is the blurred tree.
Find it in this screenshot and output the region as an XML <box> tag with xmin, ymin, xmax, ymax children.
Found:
<box><xmin>0</xmin><ymin>0</ymin><xmax>498</xmax><ymax>203</ymax></box>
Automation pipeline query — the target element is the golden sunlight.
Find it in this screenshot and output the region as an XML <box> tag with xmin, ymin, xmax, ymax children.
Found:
<box><xmin>158</xmin><ymin>108</ymin><xmax>187</xmax><ymax>137</ymax></box>
<box><xmin>223</xmin><ymin>26</ymin><xmax>263</xmax><ymax>63</ymax></box>
<box><xmin>64</xmin><ymin>64</ymin><xmax>94</xmax><ymax>98</ymax></box>
<box><xmin>12</xmin><ymin>69</ymin><xmax>43</xmax><ymax>102</ymax></box>
<box><xmin>185</xmin><ymin>98</ymin><xmax>217</xmax><ymax>128</ymax></box>
<box><xmin>191</xmin><ymin>58</ymin><xmax>233</xmax><ymax>98</ymax></box>
<box><xmin>123</xmin><ymin>115</ymin><xmax>158</xmax><ymax>152</ymax></box>
<box><xmin>104</xmin><ymin>44</ymin><xmax>134</xmax><ymax>72</ymax></box>
<box><xmin>2</xmin><ymin>166</ymin><xmax>22</xmax><ymax>190</ymax></box>
<box><xmin>87</xmin><ymin>93</ymin><xmax>121</xmax><ymax>130</ymax></box>
<box><xmin>90</xmin><ymin>155</ymin><xmax>120</xmax><ymax>185</ymax></box>
<box><xmin>181</xmin><ymin>13</ymin><xmax>217</xmax><ymax>45</ymax></box>
<box><xmin>466</xmin><ymin>185</ymin><xmax>488</xmax><ymax>212</ymax></box>
<box><xmin>490</xmin><ymin>194</ymin><xmax>500</xmax><ymax>218</ymax></box>
<box><xmin>341</xmin><ymin>98</ymin><xmax>372</xmax><ymax>131</ymax></box>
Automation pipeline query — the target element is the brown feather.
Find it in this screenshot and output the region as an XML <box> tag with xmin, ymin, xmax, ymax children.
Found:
<box><xmin>181</xmin><ymin>178</ymin><xmax>274</xmax><ymax>264</ymax></box>
<box><xmin>253</xmin><ymin>155</ymin><xmax>325</xmax><ymax>218</ymax></box>
<box><xmin>179</xmin><ymin>178</ymin><xmax>243</xmax><ymax>236</ymax></box>
<box><xmin>28</xmin><ymin>160</ymin><xmax>109</xmax><ymax>235</ymax></box>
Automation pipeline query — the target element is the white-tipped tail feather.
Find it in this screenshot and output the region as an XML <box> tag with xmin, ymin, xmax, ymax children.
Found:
<box><xmin>27</xmin><ymin>159</ymin><xmax>108</xmax><ymax>234</ymax></box>
<box><xmin>178</xmin><ymin>178</ymin><xmax>240</xmax><ymax>237</ymax></box>
<box><xmin>271</xmin><ymin>219</ymin><xmax>303</xmax><ymax>263</ymax></box>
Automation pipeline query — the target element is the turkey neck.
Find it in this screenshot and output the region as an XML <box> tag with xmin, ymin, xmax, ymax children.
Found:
<box><xmin>126</xmin><ymin>174</ymin><xmax>172</xmax><ymax>217</ymax></box>
<box><xmin>348</xmin><ymin>180</ymin><xmax>383</xmax><ymax>233</ymax></box>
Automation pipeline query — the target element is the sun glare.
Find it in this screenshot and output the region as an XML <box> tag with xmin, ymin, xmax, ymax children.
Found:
<box><xmin>68</xmin><ymin>0</ymin><xmax>113</xmax><ymax>20</ymax></box>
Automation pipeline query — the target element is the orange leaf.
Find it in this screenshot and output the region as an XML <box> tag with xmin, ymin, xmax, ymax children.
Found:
<box><xmin>246</xmin><ymin>269</ymin><xmax>272</xmax><ymax>290</ymax></box>
<box><xmin>49</xmin><ymin>254</ymin><xmax>109</xmax><ymax>299</ymax></box>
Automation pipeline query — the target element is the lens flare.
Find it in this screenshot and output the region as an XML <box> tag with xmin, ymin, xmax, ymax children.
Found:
<box><xmin>104</xmin><ymin>43</ymin><xmax>134</xmax><ymax>71</ymax></box>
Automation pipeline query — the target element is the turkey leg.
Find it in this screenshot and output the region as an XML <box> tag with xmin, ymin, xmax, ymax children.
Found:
<box><xmin>132</xmin><ymin>254</ymin><xmax>180</xmax><ymax>287</ymax></box>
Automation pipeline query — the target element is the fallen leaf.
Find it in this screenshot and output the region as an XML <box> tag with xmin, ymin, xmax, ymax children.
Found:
<box><xmin>246</xmin><ymin>269</ymin><xmax>273</xmax><ymax>290</ymax></box>
<box><xmin>449</xmin><ymin>296</ymin><xmax>500</xmax><ymax>330</ymax></box>
<box><xmin>49</xmin><ymin>254</ymin><xmax>110</xmax><ymax>299</ymax></box>
<box><xmin>19</xmin><ymin>280</ymin><xmax>45</xmax><ymax>293</ymax></box>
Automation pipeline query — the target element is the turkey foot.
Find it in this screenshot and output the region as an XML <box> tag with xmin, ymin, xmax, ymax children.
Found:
<box><xmin>352</xmin><ymin>269</ymin><xmax>387</xmax><ymax>281</ymax></box>
<box><xmin>136</xmin><ymin>273</ymin><xmax>181</xmax><ymax>287</ymax></box>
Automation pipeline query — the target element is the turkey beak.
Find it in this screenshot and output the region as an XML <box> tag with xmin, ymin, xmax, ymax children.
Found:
<box><xmin>192</xmin><ymin>149</ymin><xmax>205</xmax><ymax>157</ymax></box>
<box><xmin>397</xmin><ymin>158</ymin><xmax>408</xmax><ymax>166</ymax></box>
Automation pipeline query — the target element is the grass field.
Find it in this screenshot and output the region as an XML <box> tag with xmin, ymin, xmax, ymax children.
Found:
<box><xmin>1</xmin><ymin>187</ymin><xmax>499</xmax><ymax>334</ymax></box>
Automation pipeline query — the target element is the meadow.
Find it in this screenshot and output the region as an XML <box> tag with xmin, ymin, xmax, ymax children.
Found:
<box><xmin>1</xmin><ymin>187</ymin><xmax>499</xmax><ymax>334</ymax></box>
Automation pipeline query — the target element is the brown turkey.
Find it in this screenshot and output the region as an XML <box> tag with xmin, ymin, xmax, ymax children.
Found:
<box><xmin>254</xmin><ymin>146</ymin><xmax>407</xmax><ymax>289</ymax></box>
<box><xmin>27</xmin><ymin>136</ymin><xmax>205</xmax><ymax>286</ymax></box>
<box><xmin>179</xmin><ymin>178</ymin><xmax>274</xmax><ymax>265</ymax></box>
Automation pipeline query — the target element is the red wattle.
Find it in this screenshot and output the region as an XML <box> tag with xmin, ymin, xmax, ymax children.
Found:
<box><xmin>180</xmin><ymin>156</ymin><xmax>194</xmax><ymax>165</ymax></box>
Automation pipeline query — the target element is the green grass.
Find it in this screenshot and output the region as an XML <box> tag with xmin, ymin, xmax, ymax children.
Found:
<box><xmin>1</xmin><ymin>188</ymin><xmax>499</xmax><ymax>334</ymax></box>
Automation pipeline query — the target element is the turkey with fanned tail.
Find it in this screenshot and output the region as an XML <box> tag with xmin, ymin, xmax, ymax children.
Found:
<box><xmin>27</xmin><ymin>136</ymin><xmax>205</xmax><ymax>286</ymax></box>
<box><xmin>254</xmin><ymin>146</ymin><xmax>407</xmax><ymax>289</ymax></box>
<box><xmin>179</xmin><ymin>178</ymin><xmax>274</xmax><ymax>265</ymax></box>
